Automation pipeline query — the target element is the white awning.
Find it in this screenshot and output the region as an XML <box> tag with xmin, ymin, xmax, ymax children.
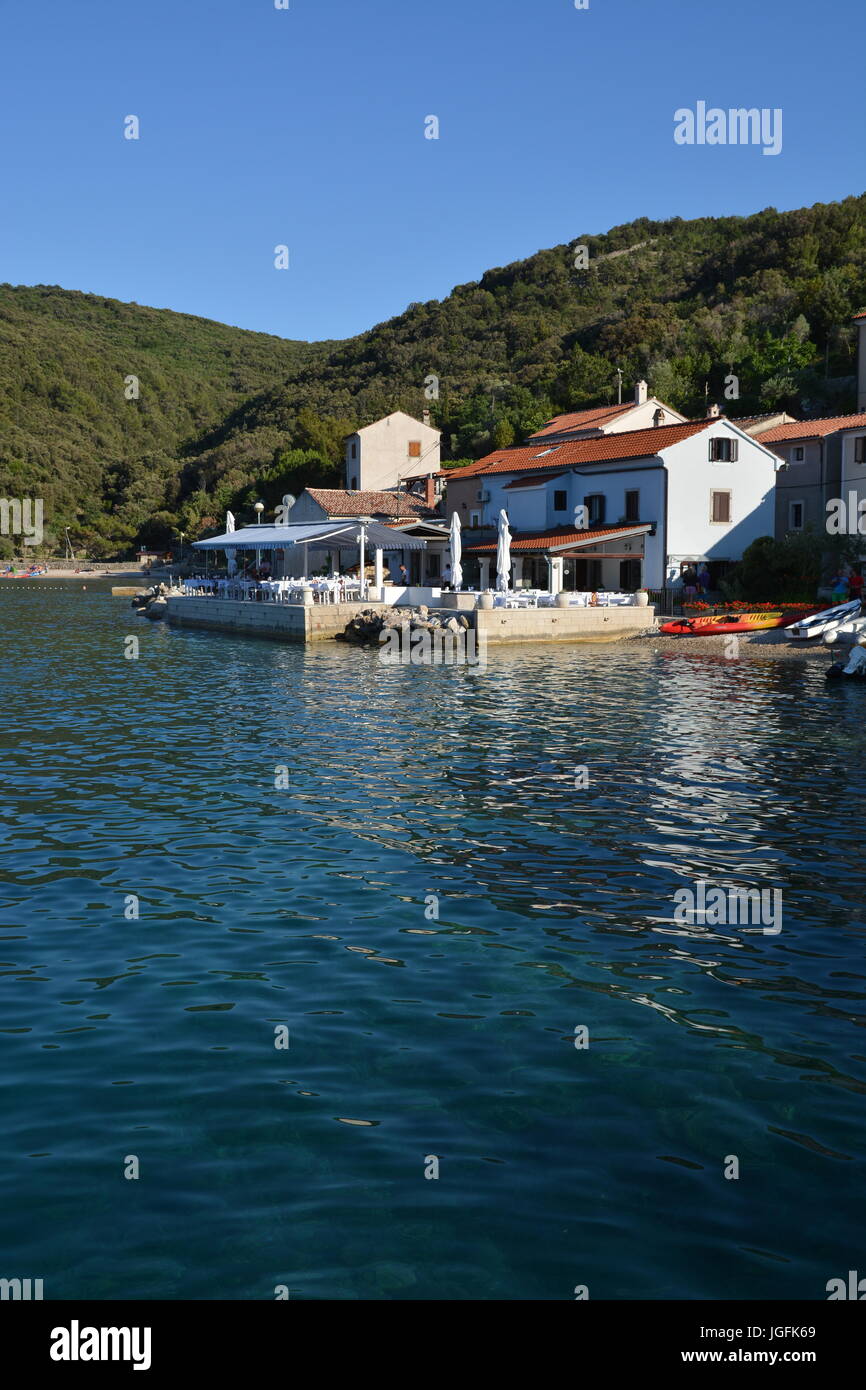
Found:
<box><xmin>192</xmin><ymin>521</ymin><xmax>427</xmax><ymax>551</ymax></box>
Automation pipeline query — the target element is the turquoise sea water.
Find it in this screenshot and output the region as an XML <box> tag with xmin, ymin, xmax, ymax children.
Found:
<box><xmin>1</xmin><ymin>581</ymin><xmax>865</xmax><ymax>1301</ymax></box>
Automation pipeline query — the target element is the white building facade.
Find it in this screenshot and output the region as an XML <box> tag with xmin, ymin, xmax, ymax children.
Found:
<box><xmin>446</xmin><ymin>416</ymin><xmax>780</xmax><ymax>591</ymax></box>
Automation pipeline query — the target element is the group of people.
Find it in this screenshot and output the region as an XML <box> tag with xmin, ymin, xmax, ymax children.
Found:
<box><xmin>828</xmin><ymin>569</ymin><xmax>864</xmax><ymax>604</ymax></box>
<box><xmin>680</xmin><ymin>563</ymin><xmax>712</xmax><ymax>598</ymax></box>
<box><xmin>1</xmin><ymin>562</ymin><xmax>47</xmax><ymax>577</ymax></box>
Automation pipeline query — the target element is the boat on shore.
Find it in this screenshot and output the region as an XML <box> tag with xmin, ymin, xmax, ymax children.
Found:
<box><xmin>660</xmin><ymin>603</ymin><xmax>825</xmax><ymax>637</ymax></box>
<box><xmin>786</xmin><ymin>599</ymin><xmax>862</xmax><ymax>641</ymax></box>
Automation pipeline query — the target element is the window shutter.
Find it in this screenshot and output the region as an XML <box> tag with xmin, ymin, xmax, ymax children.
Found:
<box><xmin>712</xmin><ymin>491</ymin><xmax>731</xmax><ymax>523</ymax></box>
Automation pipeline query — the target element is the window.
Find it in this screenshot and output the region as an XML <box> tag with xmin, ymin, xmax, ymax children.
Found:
<box><xmin>709</xmin><ymin>437</ymin><xmax>738</xmax><ymax>462</ymax></box>
<box><xmin>350</xmin><ymin>476</ymin><xmax>358</xmax><ymax>490</ymax></box>
<box><xmin>469</xmin><ymin>511</ymin><xmax>480</xmax><ymax>527</ymax></box>
<box><xmin>855</xmin><ymin>437</ymin><xmax>866</xmax><ymax>463</ymax></box>
<box><xmin>788</xmin><ymin>501</ymin><xmax>805</xmax><ymax>532</ymax></box>
<box><xmin>711</xmin><ymin>490</ymin><xmax>731</xmax><ymax>524</ymax></box>
<box><xmin>792</xmin><ymin>445</ymin><xmax>805</xmax><ymax>463</ymax></box>
<box><xmin>408</xmin><ymin>441</ymin><xmax>422</xmax><ymax>458</ymax></box>
<box><xmin>350</xmin><ymin>442</ymin><xmax>357</xmax><ymax>459</ymax></box>
<box><xmin>427</xmin><ymin>553</ymin><xmax>440</xmax><ymax>577</ymax></box>
<box><xmin>625</xmin><ymin>489</ymin><xmax>640</xmax><ymax>522</ymax></box>
<box><xmin>553</xmin><ymin>489</ymin><xmax>567</xmax><ymax>512</ymax></box>
<box><xmin>584</xmin><ymin>494</ymin><xmax>606</xmax><ymax>525</ymax></box>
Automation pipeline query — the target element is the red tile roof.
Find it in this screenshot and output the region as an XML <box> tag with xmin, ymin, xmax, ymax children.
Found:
<box><xmin>528</xmin><ymin>403</ymin><xmax>635</xmax><ymax>439</ymax></box>
<box><xmin>756</xmin><ymin>414</ymin><xmax>866</xmax><ymax>444</ymax></box>
<box><xmin>306</xmin><ymin>488</ymin><xmax>438</xmax><ymax>519</ymax></box>
<box><xmin>503</xmin><ymin>472</ymin><xmax>566</xmax><ymax>489</ymax></box>
<box><xmin>466</xmin><ymin>522</ymin><xmax>652</xmax><ymax>553</ymax></box>
<box><xmin>450</xmin><ymin>420</ymin><xmax>715</xmax><ymax>479</ymax></box>
<box><xmin>853</xmin><ymin>311</ymin><xmax>866</xmax><ymax>320</ymax></box>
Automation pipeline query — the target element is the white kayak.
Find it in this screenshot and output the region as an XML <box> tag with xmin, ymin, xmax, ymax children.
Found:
<box><xmin>787</xmin><ymin>599</ymin><xmax>862</xmax><ymax>640</ymax></box>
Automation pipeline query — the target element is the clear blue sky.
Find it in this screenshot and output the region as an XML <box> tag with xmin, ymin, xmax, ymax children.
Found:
<box><xmin>0</xmin><ymin>0</ymin><xmax>863</xmax><ymax>343</ymax></box>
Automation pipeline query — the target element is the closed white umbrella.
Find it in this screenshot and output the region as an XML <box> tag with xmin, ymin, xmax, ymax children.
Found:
<box><xmin>449</xmin><ymin>511</ymin><xmax>463</xmax><ymax>590</ymax></box>
<box><xmin>225</xmin><ymin>511</ymin><xmax>237</xmax><ymax>575</ymax></box>
<box><xmin>495</xmin><ymin>509</ymin><xmax>512</xmax><ymax>592</ymax></box>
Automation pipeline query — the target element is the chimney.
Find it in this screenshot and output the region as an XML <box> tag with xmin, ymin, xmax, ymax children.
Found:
<box><xmin>652</xmin><ymin>407</ymin><xmax>665</xmax><ymax>428</ymax></box>
<box><xmin>706</xmin><ymin>403</ymin><xmax>720</xmax><ymax>418</ymax></box>
<box><xmin>634</xmin><ymin>380</ymin><xmax>648</xmax><ymax>406</ymax></box>
<box><xmin>424</xmin><ymin>475</ymin><xmax>437</xmax><ymax>510</ymax></box>
<box><xmin>422</xmin><ymin>409</ymin><xmax>431</xmax><ymax>427</ymax></box>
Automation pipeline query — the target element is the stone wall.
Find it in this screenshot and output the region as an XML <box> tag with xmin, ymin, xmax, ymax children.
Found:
<box><xmin>166</xmin><ymin>595</ymin><xmax>654</xmax><ymax>646</ymax></box>
<box><xmin>475</xmin><ymin>605</ymin><xmax>653</xmax><ymax>644</ymax></box>
<box><xmin>165</xmin><ymin>596</ymin><xmax>391</xmax><ymax>643</ymax></box>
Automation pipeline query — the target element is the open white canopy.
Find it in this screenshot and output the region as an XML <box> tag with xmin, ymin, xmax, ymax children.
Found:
<box><xmin>192</xmin><ymin>521</ymin><xmax>427</xmax><ymax>552</ymax></box>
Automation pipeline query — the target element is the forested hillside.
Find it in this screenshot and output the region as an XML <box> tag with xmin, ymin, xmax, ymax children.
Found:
<box><xmin>1</xmin><ymin>195</ymin><xmax>864</xmax><ymax>555</ymax></box>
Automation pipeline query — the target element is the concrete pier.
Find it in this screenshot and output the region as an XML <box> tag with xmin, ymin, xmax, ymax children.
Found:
<box><xmin>475</xmin><ymin>604</ymin><xmax>653</xmax><ymax>645</ymax></box>
<box><xmin>165</xmin><ymin>595</ymin><xmax>654</xmax><ymax>646</ymax></box>
<box><xmin>165</xmin><ymin>595</ymin><xmax>390</xmax><ymax>643</ymax></box>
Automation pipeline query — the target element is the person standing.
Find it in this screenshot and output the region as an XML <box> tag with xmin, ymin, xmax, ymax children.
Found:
<box><xmin>830</xmin><ymin>572</ymin><xmax>850</xmax><ymax>604</ymax></box>
<box><xmin>681</xmin><ymin>564</ymin><xmax>698</xmax><ymax>601</ymax></box>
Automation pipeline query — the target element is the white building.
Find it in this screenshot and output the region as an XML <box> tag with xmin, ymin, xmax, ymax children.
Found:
<box><xmin>527</xmin><ymin>381</ymin><xmax>685</xmax><ymax>442</ymax></box>
<box><xmin>445</xmin><ymin>406</ymin><xmax>781</xmax><ymax>592</ymax></box>
<box><xmin>345</xmin><ymin>411</ymin><xmax>441</xmax><ymax>492</ymax></box>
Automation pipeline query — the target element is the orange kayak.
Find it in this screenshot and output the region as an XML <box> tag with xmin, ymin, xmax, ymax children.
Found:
<box><xmin>661</xmin><ymin>607</ymin><xmax>822</xmax><ymax>636</ymax></box>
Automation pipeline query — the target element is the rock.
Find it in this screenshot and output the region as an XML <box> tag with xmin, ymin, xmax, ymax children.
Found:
<box><xmin>144</xmin><ymin>597</ymin><xmax>167</xmax><ymax>620</ymax></box>
<box><xmin>336</xmin><ymin>610</ymin><xmax>386</xmax><ymax>644</ymax></box>
<box><xmin>445</xmin><ymin>617</ymin><xmax>461</xmax><ymax>634</ymax></box>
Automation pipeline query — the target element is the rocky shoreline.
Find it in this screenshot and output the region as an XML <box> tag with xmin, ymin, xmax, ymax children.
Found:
<box><xmin>336</xmin><ymin>606</ymin><xmax>472</xmax><ymax>645</ymax></box>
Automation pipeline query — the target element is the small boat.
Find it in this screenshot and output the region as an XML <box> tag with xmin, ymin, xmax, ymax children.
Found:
<box><xmin>826</xmin><ymin>662</ymin><xmax>866</xmax><ymax>682</ymax></box>
<box><xmin>787</xmin><ymin>599</ymin><xmax>861</xmax><ymax>640</ymax></box>
<box><xmin>823</xmin><ymin>611</ymin><xmax>866</xmax><ymax>646</ymax></box>
<box><xmin>660</xmin><ymin>605</ymin><xmax>822</xmax><ymax>636</ymax></box>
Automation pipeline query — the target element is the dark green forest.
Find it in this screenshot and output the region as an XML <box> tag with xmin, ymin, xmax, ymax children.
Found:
<box><xmin>1</xmin><ymin>194</ymin><xmax>864</xmax><ymax>555</ymax></box>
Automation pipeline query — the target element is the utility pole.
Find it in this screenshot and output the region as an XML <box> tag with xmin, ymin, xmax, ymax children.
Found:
<box><xmin>615</xmin><ymin>368</ymin><xmax>623</xmax><ymax>405</ymax></box>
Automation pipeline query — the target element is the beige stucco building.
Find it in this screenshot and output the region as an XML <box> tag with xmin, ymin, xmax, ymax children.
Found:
<box><xmin>345</xmin><ymin>411</ymin><xmax>441</xmax><ymax>492</ymax></box>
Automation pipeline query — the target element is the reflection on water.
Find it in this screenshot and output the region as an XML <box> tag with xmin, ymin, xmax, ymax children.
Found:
<box><xmin>1</xmin><ymin>583</ymin><xmax>865</xmax><ymax>1300</ymax></box>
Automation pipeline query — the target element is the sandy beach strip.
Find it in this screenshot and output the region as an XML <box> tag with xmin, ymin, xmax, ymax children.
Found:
<box><xmin>632</xmin><ymin>625</ymin><xmax>838</xmax><ymax>660</ymax></box>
